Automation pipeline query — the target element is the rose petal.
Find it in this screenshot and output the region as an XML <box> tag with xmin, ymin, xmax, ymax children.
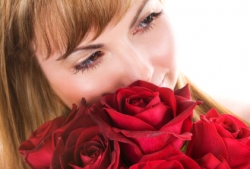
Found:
<box><xmin>116</xmin><ymin>89</ymin><xmax>138</xmax><ymax>111</ymax></box>
<box><xmin>88</xmin><ymin>107</ymin><xmax>143</xmax><ymax>159</ymax></box>
<box><xmin>174</xmin><ymin>84</ymin><xmax>191</xmax><ymax>99</ymax></box>
<box><xmin>135</xmin><ymin>104</ymin><xmax>172</xmax><ymax>130</ymax></box>
<box><xmin>130</xmin><ymin>160</ymin><xmax>185</xmax><ymax>169</ymax></box>
<box><xmin>160</xmin><ymin>101</ymin><xmax>197</xmax><ymax>134</ymax></box>
<box><xmin>196</xmin><ymin>153</ymin><xmax>230</xmax><ymax>169</ymax></box>
<box><xmin>128</xmin><ymin>80</ymin><xmax>159</xmax><ymax>91</ymax></box>
<box><xmin>223</xmin><ymin>138</ymin><xmax>250</xmax><ymax>167</ymax></box>
<box><xmin>186</xmin><ymin>115</ymin><xmax>228</xmax><ymax>160</ymax></box>
<box><xmin>157</xmin><ymin>88</ymin><xmax>176</xmax><ymax>113</ymax></box>
<box><xmin>206</xmin><ymin>109</ymin><xmax>250</xmax><ymax>140</ymax></box>
<box><xmin>129</xmin><ymin>144</ymin><xmax>200</xmax><ymax>169</ymax></box>
<box><xmin>52</xmin><ymin>106</ymin><xmax>96</xmax><ymax>146</ymax></box>
<box><xmin>206</xmin><ymin>108</ymin><xmax>248</xmax><ymax>129</ymax></box>
<box><xmin>105</xmin><ymin>108</ymin><xmax>155</xmax><ymax>131</ymax></box>
<box><xmin>20</xmin><ymin>138</ymin><xmax>55</xmax><ymax>168</ymax></box>
<box><xmin>114</xmin><ymin>128</ymin><xmax>191</xmax><ymax>154</ymax></box>
<box><xmin>144</xmin><ymin>92</ymin><xmax>161</xmax><ymax>108</ymax></box>
<box><xmin>123</xmin><ymin>92</ymin><xmax>163</xmax><ymax>118</ymax></box>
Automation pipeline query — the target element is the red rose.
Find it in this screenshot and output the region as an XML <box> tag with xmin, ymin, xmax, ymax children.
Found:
<box><xmin>20</xmin><ymin>100</ymin><xmax>123</xmax><ymax>169</ymax></box>
<box><xmin>89</xmin><ymin>80</ymin><xmax>199</xmax><ymax>164</ymax></box>
<box><xmin>196</xmin><ymin>153</ymin><xmax>230</xmax><ymax>168</ymax></box>
<box><xmin>51</xmin><ymin>126</ymin><xmax>121</xmax><ymax>169</ymax></box>
<box><xmin>186</xmin><ymin>108</ymin><xmax>250</xmax><ymax>168</ymax></box>
<box><xmin>129</xmin><ymin>144</ymin><xmax>200</xmax><ymax>169</ymax></box>
<box><xmin>19</xmin><ymin>116</ymin><xmax>66</xmax><ymax>168</ymax></box>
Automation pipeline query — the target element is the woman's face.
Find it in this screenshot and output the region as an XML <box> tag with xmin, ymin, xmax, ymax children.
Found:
<box><xmin>36</xmin><ymin>0</ymin><xmax>178</xmax><ymax>107</ymax></box>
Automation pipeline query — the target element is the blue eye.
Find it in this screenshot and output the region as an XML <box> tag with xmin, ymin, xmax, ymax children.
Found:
<box><xmin>74</xmin><ymin>51</ymin><xmax>104</xmax><ymax>74</ymax></box>
<box><xmin>135</xmin><ymin>11</ymin><xmax>163</xmax><ymax>34</ymax></box>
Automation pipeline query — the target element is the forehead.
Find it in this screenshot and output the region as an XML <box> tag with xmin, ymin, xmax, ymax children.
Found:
<box><xmin>34</xmin><ymin>0</ymin><xmax>134</xmax><ymax>59</ymax></box>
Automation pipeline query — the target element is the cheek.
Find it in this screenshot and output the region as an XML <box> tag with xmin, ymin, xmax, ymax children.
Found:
<box><xmin>43</xmin><ymin>66</ymin><xmax>123</xmax><ymax>108</ymax></box>
<box><xmin>49</xmin><ymin>74</ymin><xmax>111</xmax><ymax>107</ymax></box>
<box><xmin>36</xmin><ymin>58</ymin><xmax>84</xmax><ymax>107</ymax></box>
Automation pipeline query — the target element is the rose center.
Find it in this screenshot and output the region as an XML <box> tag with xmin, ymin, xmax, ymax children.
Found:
<box><xmin>129</xmin><ymin>96</ymin><xmax>153</xmax><ymax>108</ymax></box>
<box><xmin>86</xmin><ymin>145</ymin><xmax>103</xmax><ymax>158</ymax></box>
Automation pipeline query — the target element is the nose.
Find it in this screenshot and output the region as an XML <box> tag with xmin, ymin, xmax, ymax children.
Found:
<box><xmin>116</xmin><ymin>42</ymin><xmax>154</xmax><ymax>86</ymax></box>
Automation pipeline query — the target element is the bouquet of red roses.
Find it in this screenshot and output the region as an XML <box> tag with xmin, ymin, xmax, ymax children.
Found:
<box><xmin>19</xmin><ymin>81</ymin><xmax>250</xmax><ymax>169</ymax></box>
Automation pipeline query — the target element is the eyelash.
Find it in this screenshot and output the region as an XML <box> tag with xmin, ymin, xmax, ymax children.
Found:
<box><xmin>73</xmin><ymin>51</ymin><xmax>104</xmax><ymax>74</ymax></box>
<box><xmin>73</xmin><ymin>11</ymin><xmax>163</xmax><ymax>74</ymax></box>
<box><xmin>134</xmin><ymin>11</ymin><xmax>163</xmax><ymax>34</ymax></box>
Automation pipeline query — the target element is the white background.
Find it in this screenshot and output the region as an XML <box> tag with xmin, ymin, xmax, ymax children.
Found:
<box><xmin>164</xmin><ymin>1</ymin><xmax>250</xmax><ymax>119</ymax></box>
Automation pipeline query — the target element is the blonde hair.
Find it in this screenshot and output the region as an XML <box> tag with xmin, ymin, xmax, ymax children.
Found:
<box><xmin>1</xmin><ymin>0</ymin><xmax>132</xmax><ymax>168</ymax></box>
<box><xmin>0</xmin><ymin>0</ymin><xmax>247</xmax><ymax>168</ymax></box>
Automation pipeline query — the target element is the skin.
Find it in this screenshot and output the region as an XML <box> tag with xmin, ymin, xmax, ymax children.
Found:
<box><xmin>36</xmin><ymin>0</ymin><xmax>178</xmax><ymax>108</ymax></box>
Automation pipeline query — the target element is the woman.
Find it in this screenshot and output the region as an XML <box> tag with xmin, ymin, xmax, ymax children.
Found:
<box><xmin>0</xmin><ymin>0</ymin><xmax>243</xmax><ymax>168</ymax></box>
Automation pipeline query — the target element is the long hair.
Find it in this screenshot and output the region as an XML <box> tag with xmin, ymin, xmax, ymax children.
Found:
<box><xmin>0</xmin><ymin>0</ymin><xmax>132</xmax><ymax>168</ymax></box>
<box><xmin>0</xmin><ymin>0</ymin><xmax>247</xmax><ymax>168</ymax></box>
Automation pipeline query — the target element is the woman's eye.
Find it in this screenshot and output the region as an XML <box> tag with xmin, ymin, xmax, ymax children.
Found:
<box><xmin>135</xmin><ymin>11</ymin><xmax>163</xmax><ymax>34</ymax></box>
<box><xmin>74</xmin><ymin>51</ymin><xmax>104</xmax><ymax>74</ymax></box>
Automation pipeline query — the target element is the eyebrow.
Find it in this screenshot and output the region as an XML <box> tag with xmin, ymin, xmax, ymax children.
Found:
<box><xmin>129</xmin><ymin>0</ymin><xmax>150</xmax><ymax>29</ymax></box>
<box><xmin>73</xmin><ymin>44</ymin><xmax>104</xmax><ymax>51</ymax></box>
<box><xmin>57</xmin><ymin>44</ymin><xmax>104</xmax><ymax>60</ymax></box>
